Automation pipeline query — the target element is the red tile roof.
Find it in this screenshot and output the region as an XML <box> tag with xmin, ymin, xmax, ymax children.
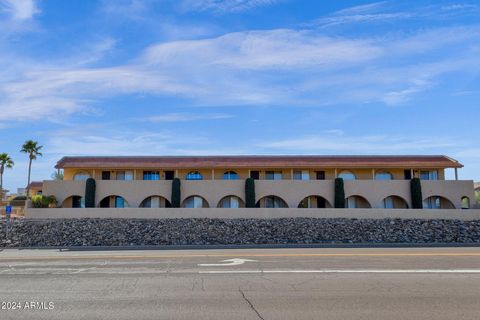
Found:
<box><xmin>27</xmin><ymin>181</ymin><xmax>43</xmax><ymax>189</ymax></box>
<box><xmin>55</xmin><ymin>155</ymin><xmax>463</xmax><ymax>169</ymax></box>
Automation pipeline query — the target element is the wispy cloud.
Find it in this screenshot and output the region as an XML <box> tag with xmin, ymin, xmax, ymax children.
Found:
<box><xmin>146</xmin><ymin>112</ymin><xmax>233</xmax><ymax>122</ymax></box>
<box><xmin>180</xmin><ymin>0</ymin><xmax>280</xmax><ymax>14</ymax></box>
<box><xmin>257</xmin><ymin>133</ymin><xmax>459</xmax><ymax>154</ymax></box>
<box><xmin>2</xmin><ymin>8</ymin><xmax>480</xmax><ymax>125</ymax></box>
<box><xmin>0</xmin><ymin>0</ymin><xmax>38</xmax><ymax>20</ymax></box>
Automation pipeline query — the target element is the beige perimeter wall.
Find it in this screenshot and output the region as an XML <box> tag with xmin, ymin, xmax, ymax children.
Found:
<box><xmin>26</xmin><ymin>208</ymin><xmax>480</xmax><ymax>220</ymax></box>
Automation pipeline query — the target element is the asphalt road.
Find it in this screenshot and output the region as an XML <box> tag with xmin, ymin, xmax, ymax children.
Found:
<box><xmin>1</xmin><ymin>247</ymin><xmax>480</xmax><ymax>320</ymax></box>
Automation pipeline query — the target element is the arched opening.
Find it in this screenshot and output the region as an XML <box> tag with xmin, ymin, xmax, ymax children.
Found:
<box><xmin>338</xmin><ymin>171</ymin><xmax>356</xmax><ymax>180</ymax></box>
<box><xmin>182</xmin><ymin>196</ymin><xmax>209</xmax><ymax>208</ymax></box>
<box><xmin>298</xmin><ymin>196</ymin><xmax>332</xmax><ymax>208</ymax></box>
<box><xmin>375</xmin><ymin>171</ymin><xmax>393</xmax><ymax>180</ymax></box>
<box><xmin>423</xmin><ymin>196</ymin><xmax>455</xmax><ymax>209</ymax></box>
<box><xmin>73</xmin><ymin>171</ymin><xmax>91</xmax><ymax>181</ymax></box>
<box><xmin>185</xmin><ymin>171</ymin><xmax>203</xmax><ymax>180</ymax></box>
<box><xmin>256</xmin><ymin>195</ymin><xmax>288</xmax><ymax>208</ymax></box>
<box><xmin>461</xmin><ymin>196</ymin><xmax>470</xmax><ymax>209</ymax></box>
<box><xmin>346</xmin><ymin>195</ymin><xmax>371</xmax><ymax>208</ymax></box>
<box><xmin>98</xmin><ymin>195</ymin><xmax>129</xmax><ymax>208</ymax></box>
<box><xmin>62</xmin><ymin>195</ymin><xmax>85</xmax><ymax>208</ymax></box>
<box><xmin>382</xmin><ymin>196</ymin><xmax>408</xmax><ymax>209</ymax></box>
<box><xmin>140</xmin><ymin>196</ymin><xmax>171</xmax><ymax>208</ymax></box>
<box><xmin>217</xmin><ymin>195</ymin><xmax>245</xmax><ymax>208</ymax></box>
<box><xmin>222</xmin><ymin>171</ymin><xmax>239</xmax><ymax>180</ymax></box>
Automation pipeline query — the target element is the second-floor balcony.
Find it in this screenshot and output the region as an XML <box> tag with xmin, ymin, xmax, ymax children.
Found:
<box><xmin>42</xmin><ymin>179</ymin><xmax>475</xmax><ymax>210</ymax></box>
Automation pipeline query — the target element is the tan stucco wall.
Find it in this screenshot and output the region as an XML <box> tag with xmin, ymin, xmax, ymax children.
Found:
<box><xmin>43</xmin><ymin>179</ymin><xmax>475</xmax><ymax>210</ymax></box>
<box><xmin>25</xmin><ymin>208</ymin><xmax>480</xmax><ymax>220</ymax></box>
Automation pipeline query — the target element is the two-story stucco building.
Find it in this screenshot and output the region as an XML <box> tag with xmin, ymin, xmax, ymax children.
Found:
<box><xmin>40</xmin><ymin>155</ymin><xmax>475</xmax><ymax>211</ymax></box>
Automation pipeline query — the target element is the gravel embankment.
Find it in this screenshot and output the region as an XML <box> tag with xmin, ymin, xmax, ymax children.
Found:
<box><xmin>1</xmin><ymin>218</ymin><xmax>480</xmax><ymax>247</ymax></box>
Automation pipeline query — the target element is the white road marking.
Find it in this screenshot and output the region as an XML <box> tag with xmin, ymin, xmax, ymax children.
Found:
<box><xmin>199</xmin><ymin>269</ymin><xmax>480</xmax><ymax>274</ymax></box>
<box><xmin>198</xmin><ymin>258</ymin><xmax>258</xmax><ymax>267</ymax></box>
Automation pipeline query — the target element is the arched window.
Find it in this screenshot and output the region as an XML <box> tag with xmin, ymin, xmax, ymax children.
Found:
<box><xmin>185</xmin><ymin>171</ymin><xmax>203</xmax><ymax>180</ymax></box>
<box><xmin>256</xmin><ymin>196</ymin><xmax>288</xmax><ymax>208</ymax></box>
<box><xmin>382</xmin><ymin>196</ymin><xmax>408</xmax><ymax>209</ymax></box>
<box><xmin>73</xmin><ymin>172</ymin><xmax>91</xmax><ymax>181</ymax></box>
<box><xmin>375</xmin><ymin>172</ymin><xmax>393</xmax><ymax>180</ymax></box>
<box><xmin>183</xmin><ymin>196</ymin><xmax>209</xmax><ymax>208</ymax></box>
<box><xmin>346</xmin><ymin>195</ymin><xmax>371</xmax><ymax>208</ymax></box>
<box><xmin>423</xmin><ymin>196</ymin><xmax>455</xmax><ymax>209</ymax></box>
<box><xmin>218</xmin><ymin>196</ymin><xmax>244</xmax><ymax>208</ymax></box>
<box><xmin>461</xmin><ymin>197</ymin><xmax>470</xmax><ymax>209</ymax></box>
<box><xmin>222</xmin><ymin>171</ymin><xmax>239</xmax><ymax>180</ymax></box>
<box><xmin>140</xmin><ymin>196</ymin><xmax>171</xmax><ymax>208</ymax></box>
<box><xmin>338</xmin><ymin>171</ymin><xmax>356</xmax><ymax>180</ymax></box>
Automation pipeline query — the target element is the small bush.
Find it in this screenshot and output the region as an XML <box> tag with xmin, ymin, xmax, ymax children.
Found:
<box><xmin>410</xmin><ymin>178</ymin><xmax>423</xmax><ymax>209</ymax></box>
<box><xmin>334</xmin><ymin>178</ymin><xmax>345</xmax><ymax>208</ymax></box>
<box><xmin>245</xmin><ymin>178</ymin><xmax>256</xmax><ymax>208</ymax></box>
<box><xmin>85</xmin><ymin>178</ymin><xmax>96</xmax><ymax>208</ymax></box>
<box><xmin>31</xmin><ymin>195</ymin><xmax>58</xmax><ymax>208</ymax></box>
<box><xmin>171</xmin><ymin>178</ymin><xmax>181</xmax><ymax>208</ymax></box>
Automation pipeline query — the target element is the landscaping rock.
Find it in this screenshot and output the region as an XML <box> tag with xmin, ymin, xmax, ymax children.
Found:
<box><xmin>1</xmin><ymin>218</ymin><xmax>480</xmax><ymax>247</ymax></box>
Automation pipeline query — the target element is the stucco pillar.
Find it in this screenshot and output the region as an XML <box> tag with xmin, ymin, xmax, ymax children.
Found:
<box><xmin>334</xmin><ymin>168</ymin><xmax>338</xmax><ymax>178</ymax></box>
<box><xmin>211</xmin><ymin>169</ymin><xmax>215</xmax><ymax>180</ymax></box>
<box><xmin>372</xmin><ymin>168</ymin><xmax>375</xmax><ymax>180</ymax></box>
<box><xmin>175</xmin><ymin>169</ymin><xmax>178</xmax><ymax>178</ymax></box>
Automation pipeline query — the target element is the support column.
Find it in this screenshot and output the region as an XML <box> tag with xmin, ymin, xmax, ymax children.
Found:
<box><xmin>455</xmin><ymin>168</ymin><xmax>458</xmax><ymax>180</ymax></box>
<box><xmin>372</xmin><ymin>168</ymin><xmax>375</xmax><ymax>180</ymax></box>
<box><xmin>175</xmin><ymin>169</ymin><xmax>179</xmax><ymax>178</ymax></box>
<box><xmin>211</xmin><ymin>169</ymin><xmax>215</xmax><ymax>180</ymax></box>
<box><xmin>334</xmin><ymin>168</ymin><xmax>338</xmax><ymax>178</ymax></box>
<box><xmin>291</xmin><ymin>169</ymin><xmax>294</xmax><ymax>180</ymax></box>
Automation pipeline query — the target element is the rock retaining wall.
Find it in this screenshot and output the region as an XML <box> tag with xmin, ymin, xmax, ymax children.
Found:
<box><xmin>2</xmin><ymin>218</ymin><xmax>480</xmax><ymax>247</ymax></box>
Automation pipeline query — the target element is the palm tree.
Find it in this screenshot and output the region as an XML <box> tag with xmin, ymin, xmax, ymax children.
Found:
<box><xmin>21</xmin><ymin>140</ymin><xmax>43</xmax><ymax>198</ymax></box>
<box><xmin>0</xmin><ymin>153</ymin><xmax>14</xmax><ymax>201</ymax></box>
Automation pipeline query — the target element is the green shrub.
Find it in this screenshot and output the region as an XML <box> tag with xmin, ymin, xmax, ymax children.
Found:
<box><xmin>31</xmin><ymin>195</ymin><xmax>58</xmax><ymax>208</ymax></box>
<box><xmin>334</xmin><ymin>178</ymin><xmax>345</xmax><ymax>208</ymax></box>
<box><xmin>245</xmin><ymin>178</ymin><xmax>256</xmax><ymax>208</ymax></box>
<box><xmin>410</xmin><ymin>178</ymin><xmax>423</xmax><ymax>209</ymax></box>
<box><xmin>9</xmin><ymin>200</ymin><xmax>26</xmax><ymax>207</ymax></box>
<box><xmin>85</xmin><ymin>178</ymin><xmax>96</xmax><ymax>208</ymax></box>
<box><xmin>171</xmin><ymin>178</ymin><xmax>181</xmax><ymax>208</ymax></box>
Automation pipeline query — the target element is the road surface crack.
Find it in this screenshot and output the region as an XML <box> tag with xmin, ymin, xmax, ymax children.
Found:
<box><xmin>239</xmin><ymin>288</ymin><xmax>265</xmax><ymax>320</ymax></box>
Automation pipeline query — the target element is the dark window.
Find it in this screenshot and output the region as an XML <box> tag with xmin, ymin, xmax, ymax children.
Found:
<box><xmin>404</xmin><ymin>169</ymin><xmax>412</xmax><ymax>180</ymax></box>
<box><xmin>315</xmin><ymin>171</ymin><xmax>325</xmax><ymax>180</ymax></box>
<box><xmin>100</xmin><ymin>197</ymin><xmax>110</xmax><ymax>208</ymax></box>
<box><xmin>250</xmin><ymin>171</ymin><xmax>260</xmax><ymax>180</ymax></box>
<box><xmin>143</xmin><ymin>171</ymin><xmax>160</xmax><ymax>180</ymax></box>
<box><xmin>317</xmin><ymin>197</ymin><xmax>326</xmax><ymax>208</ymax></box>
<box><xmin>165</xmin><ymin>171</ymin><xmax>174</xmax><ymax>180</ymax></box>
<box><xmin>72</xmin><ymin>196</ymin><xmax>82</xmax><ymax>208</ymax></box>
<box><xmin>102</xmin><ymin>171</ymin><xmax>110</xmax><ymax>180</ymax></box>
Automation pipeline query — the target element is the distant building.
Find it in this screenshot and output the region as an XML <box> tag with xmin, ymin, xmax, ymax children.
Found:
<box><xmin>40</xmin><ymin>155</ymin><xmax>475</xmax><ymax>210</ymax></box>
<box><xmin>27</xmin><ymin>181</ymin><xmax>43</xmax><ymax>197</ymax></box>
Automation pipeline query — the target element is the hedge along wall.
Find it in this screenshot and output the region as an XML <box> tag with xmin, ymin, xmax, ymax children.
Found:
<box><xmin>84</xmin><ymin>178</ymin><xmax>96</xmax><ymax>208</ymax></box>
<box><xmin>410</xmin><ymin>178</ymin><xmax>423</xmax><ymax>209</ymax></box>
<box><xmin>245</xmin><ymin>178</ymin><xmax>256</xmax><ymax>208</ymax></box>
<box><xmin>171</xmin><ymin>178</ymin><xmax>181</xmax><ymax>208</ymax></box>
<box><xmin>334</xmin><ymin>178</ymin><xmax>345</xmax><ymax>208</ymax></box>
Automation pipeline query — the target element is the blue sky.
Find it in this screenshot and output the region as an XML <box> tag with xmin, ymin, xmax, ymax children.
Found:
<box><xmin>0</xmin><ymin>0</ymin><xmax>479</xmax><ymax>192</ymax></box>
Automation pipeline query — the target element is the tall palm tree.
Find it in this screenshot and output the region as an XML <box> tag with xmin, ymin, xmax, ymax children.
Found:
<box><xmin>21</xmin><ymin>140</ymin><xmax>43</xmax><ymax>198</ymax></box>
<box><xmin>0</xmin><ymin>153</ymin><xmax>14</xmax><ymax>201</ymax></box>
